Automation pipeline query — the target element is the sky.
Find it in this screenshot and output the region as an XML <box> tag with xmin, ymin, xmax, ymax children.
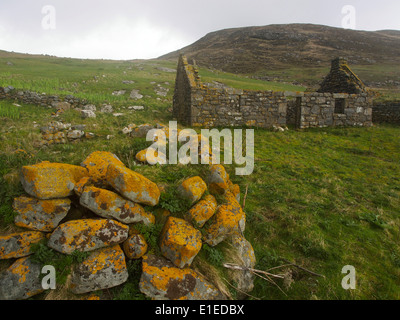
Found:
<box><xmin>0</xmin><ymin>0</ymin><xmax>399</xmax><ymax>60</ymax></box>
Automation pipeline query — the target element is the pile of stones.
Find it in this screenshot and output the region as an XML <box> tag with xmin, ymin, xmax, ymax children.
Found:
<box><xmin>0</xmin><ymin>152</ymin><xmax>255</xmax><ymax>300</ymax></box>
<box><xmin>37</xmin><ymin>121</ymin><xmax>95</xmax><ymax>147</ymax></box>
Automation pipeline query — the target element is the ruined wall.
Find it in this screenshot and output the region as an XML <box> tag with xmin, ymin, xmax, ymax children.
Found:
<box><xmin>0</xmin><ymin>86</ymin><xmax>88</xmax><ymax>108</ymax></box>
<box><xmin>173</xmin><ymin>55</ymin><xmax>374</xmax><ymax>129</ymax></box>
<box><xmin>372</xmin><ymin>102</ymin><xmax>400</xmax><ymax>124</ymax></box>
<box><xmin>318</xmin><ymin>58</ymin><xmax>367</xmax><ymax>94</ymax></box>
<box><xmin>299</xmin><ymin>92</ymin><xmax>373</xmax><ymax>129</ymax></box>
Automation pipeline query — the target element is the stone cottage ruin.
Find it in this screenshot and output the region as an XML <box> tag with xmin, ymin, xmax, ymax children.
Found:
<box><xmin>172</xmin><ymin>55</ymin><xmax>374</xmax><ymax>129</ymax></box>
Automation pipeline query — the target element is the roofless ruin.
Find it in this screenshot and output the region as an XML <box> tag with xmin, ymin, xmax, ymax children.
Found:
<box><xmin>172</xmin><ymin>55</ymin><xmax>373</xmax><ymax>129</ymax></box>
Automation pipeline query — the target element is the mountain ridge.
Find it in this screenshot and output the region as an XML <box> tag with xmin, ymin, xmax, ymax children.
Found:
<box><xmin>159</xmin><ymin>23</ymin><xmax>400</xmax><ymax>74</ymax></box>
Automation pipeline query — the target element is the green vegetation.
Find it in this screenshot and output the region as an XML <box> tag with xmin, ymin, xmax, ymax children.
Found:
<box><xmin>0</xmin><ymin>54</ymin><xmax>399</xmax><ymax>300</ymax></box>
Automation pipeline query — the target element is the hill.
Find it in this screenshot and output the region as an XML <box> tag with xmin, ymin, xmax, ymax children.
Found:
<box><xmin>160</xmin><ymin>24</ymin><xmax>400</xmax><ymax>74</ymax></box>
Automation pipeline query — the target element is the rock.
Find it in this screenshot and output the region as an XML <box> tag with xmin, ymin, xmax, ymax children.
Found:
<box><xmin>156</xmin><ymin>67</ymin><xmax>176</xmax><ymax>73</ymax></box>
<box><xmin>47</xmin><ymin>219</ymin><xmax>129</xmax><ymax>254</ymax></box>
<box><xmin>0</xmin><ymin>231</ymin><xmax>45</xmax><ymax>259</ymax></box>
<box><xmin>130</xmin><ymin>124</ymin><xmax>155</xmax><ymax>138</ymax></box>
<box><xmin>207</xmin><ymin>165</ymin><xmax>230</xmax><ymax>195</ymax></box>
<box><xmin>227</xmin><ymin>232</ymin><xmax>256</xmax><ymax>295</ymax></box>
<box><xmin>106</xmin><ymin>163</ymin><xmax>160</xmax><ymax>207</ymax></box>
<box><xmin>0</xmin><ymin>257</ymin><xmax>44</xmax><ymax>300</ymax></box>
<box><xmin>72</xmin><ymin>124</ymin><xmax>86</xmax><ymax>131</ymax></box>
<box><xmin>123</xmin><ymin>233</ymin><xmax>148</xmax><ymax>259</ymax></box>
<box><xmin>81</xmin><ymin>151</ymin><xmax>125</xmax><ymax>185</ymax></box>
<box><xmin>160</xmin><ymin>217</ymin><xmax>202</xmax><ymax>268</ymax></box>
<box><xmin>128</xmin><ymin>106</ymin><xmax>144</xmax><ymax>111</ymax></box>
<box><xmin>229</xmin><ymin>183</ymin><xmax>241</xmax><ymax>203</ymax></box>
<box><xmin>82</xmin><ymin>104</ymin><xmax>97</xmax><ymax>112</ymax></box>
<box><xmin>136</xmin><ymin>148</ymin><xmax>167</xmax><ymax>165</ymax></box>
<box><xmin>74</xmin><ymin>176</ymin><xmax>93</xmax><ymax>197</ymax></box>
<box><xmin>122</xmin><ymin>80</ymin><xmax>135</xmax><ymax>84</ymax></box>
<box><xmin>122</xmin><ymin>124</ymin><xmax>136</xmax><ymax>135</ymax></box>
<box><xmin>69</xmin><ymin>245</ymin><xmax>128</xmax><ymax>294</ymax></box>
<box><xmin>52</xmin><ymin>102</ymin><xmax>71</xmax><ymax>112</ymax></box>
<box><xmin>203</xmin><ymin>191</ymin><xmax>245</xmax><ymax>247</ymax></box>
<box><xmin>178</xmin><ymin>176</ymin><xmax>207</xmax><ymax>204</ymax></box>
<box><xmin>139</xmin><ymin>255</ymin><xmax>225</xmax><ymax>300</ymax></box>
<box><xmin>13</xmin><ymin>196</ymin><xmax>71</xmax><ymax>232</ymax></box>
<box><xmin>100</xmin><ymin>104</ymin><xmax>114</xmax><ymax>113</ymax></box>
<box><xmin>130</xmin><ymin>89</ymin><xmax>143</xmax><ymax>100</ymax></box>
<box><xmin>81</xmin><ymin>110</ymin><xmax>96</xmax><ymax>119</ymax></box>
<box><xmin>67</xmin><ymin>130</ymin><xmax>85</xmax><ymax>140</ymax></box>
<box><xmin>20</xmin><ymin>161</ymin><xmax>88</xmax><ymax>200</ymax></box>
<box><xmin>111</xmin><ymin>90</ymin><xmax>126</xmax><ymax>96</ymax></box>
<box><xmin>80</xmin><ymin>186</ymin><xmax>155</xmax><ymax>225</ymax></box>
<box><xmin>187</xmin><ymin>195</ymin><xmax>217</xmax><ymax>228</ymax></box>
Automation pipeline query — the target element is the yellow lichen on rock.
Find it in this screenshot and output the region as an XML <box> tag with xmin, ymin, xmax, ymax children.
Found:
<box><xmin>106</xmin><ymin>163</ymin><xmax>160</xmax><ymax>207</ymax></box>
<box><xmin>0</xmin><ymin>231</ymin><xmax>45</xmax><ymax>259</ymax></box>
<box><xmin>47</xmin><ymin>219</ymin><xmax>129</xmax><ymax>254</ymax></box>
<box><xmin>187</xmin><ymin>195</ymin><xmax>217</xmax><ymax>228</ymax></box>
<box><xmin>160</xmin><ymin>217</ymin><xmax>202</xmax><ymax>268</ymax></box>
<box><xmin>13</xmin><ymin>196</ymin><xmax>71</xmax><ymax>232</ymax></box>
<box><xmin>20</xmin><ymin>161</ymin><xmax>88</xmax><ymax>199</ymax></box>
<box><xmin>203</xmin><ymin>191</ymin><xmax>245</xmax><ymax>247</ymax></box>
<box><xmin>179</xmin><ymin>176</ymin><xmax>207</xmax><ymax>204</ymax></box>
<box><xmin>81</xmin><ymin>151</ymin><xmax>125</xmax><ymax>185</ymax></box>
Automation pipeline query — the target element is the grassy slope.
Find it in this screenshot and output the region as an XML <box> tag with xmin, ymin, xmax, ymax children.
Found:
<box><xmin>0</xmin><ymin>55</ymin><xmax>399</xmax><ymax>300</ymax></box>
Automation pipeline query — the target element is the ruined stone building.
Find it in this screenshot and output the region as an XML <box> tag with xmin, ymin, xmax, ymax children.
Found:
<box><xmin>172</xmin><ymin>55</ymin><xmax>374</xmax><ymax>129</ymax></box>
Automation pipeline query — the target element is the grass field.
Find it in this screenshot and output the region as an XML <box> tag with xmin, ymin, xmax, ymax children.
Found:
<box><xmin>0</xmin><ymin>53</ymin><xmax>399</xmax><ymax>300</ymax></box>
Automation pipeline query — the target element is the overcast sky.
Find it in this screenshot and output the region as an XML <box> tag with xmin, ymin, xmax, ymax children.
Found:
<box><xmin>0</xmin><ymin>0</ymin><xmax>399</xmax><ymax>60</ymax></box>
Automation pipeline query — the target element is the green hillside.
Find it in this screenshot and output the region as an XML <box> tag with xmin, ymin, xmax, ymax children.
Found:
<box><xmin>0</xmin><ymin>52</ymin><xmax>399</xmax><ymax>300</ymax></box>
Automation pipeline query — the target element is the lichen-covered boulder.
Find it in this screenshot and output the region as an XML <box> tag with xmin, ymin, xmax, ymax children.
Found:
<box><xmin>13</xmin><ymin>196</ymin><xmax>71</xmax><ymax>232</ymax></box>
<box><xmin>207</xmin><ymin>164</ymin><xmax>230</xmax><ymax>195</ymax></box>
<box><xmin>69</xmin><ymin>245</ymin><xmax>129</xmax><ymax>294</ymax></box>
<box><xmin>160</xmin><ymin>217</ymin><xmax>202</xmax><ymax>268</ymax></box>
<box><xmin>81</xmin><ymin>151</ymin><xmax>125</xmax><ymax>185</ymax></box>
<box><xmin>0</xmin><ymin>231</ymin><xmax>45</xmax><ymax>259</ymax></box>
<box><xmin>123</xmin><ymin>233</ymin><xmax>148</xmax><ymax>259</ymax></box>
<box><xmin>0</xmin><ymin>257</ymin><xmax>44</xmax><ymax>300</ymax></box>
<box><xmin>187</xmin><ymin>195</ymin><xmax>217</xmax><ymax>228</ymax></box>
<box><xmin>229</xmin><ymin>183</ymin><xmax>241</xmax><ymax>203</ymax></box>
<box><xmin>47</xmin><ymin>219</ymin><xmax>129</xmax><ymax>254</ymax></box>
<box><xmin>20</xmin><ymin>161</ymin><xmax>88</xmax><ymax>200</ymax></box>
<box><xmin>106</xmin><ymin>163</ymin><xmax>160</xmax><ymax>207</ymax></box>
<box><xmin>139</xmin><ymin>255</ymin><xmax>225</xmax><ymax>300</ymax></box>
<box><xmin>80</xmin><ymin>186</ymin><xmax>155</xmax><ymax>225</ymax></box>
<box><xmin>203</xmin><ymin>191</ymin><xmax>246</xmax><ymax>247</ymax></box>
<box><xmin>178</xmin><ymin>176</ymin><xmax>207</xmax><ymax>204</ymax></box>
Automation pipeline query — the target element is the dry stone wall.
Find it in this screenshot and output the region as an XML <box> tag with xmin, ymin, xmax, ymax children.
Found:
<box><xmin>372</xmin><ymin>102</ymin><xmax>400</xmax><ymax>124</ymax></box>
<box><xmin>0</xmin><ymin>86</ymin><xmax>88</xmax><ymax>109</ymax></box>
